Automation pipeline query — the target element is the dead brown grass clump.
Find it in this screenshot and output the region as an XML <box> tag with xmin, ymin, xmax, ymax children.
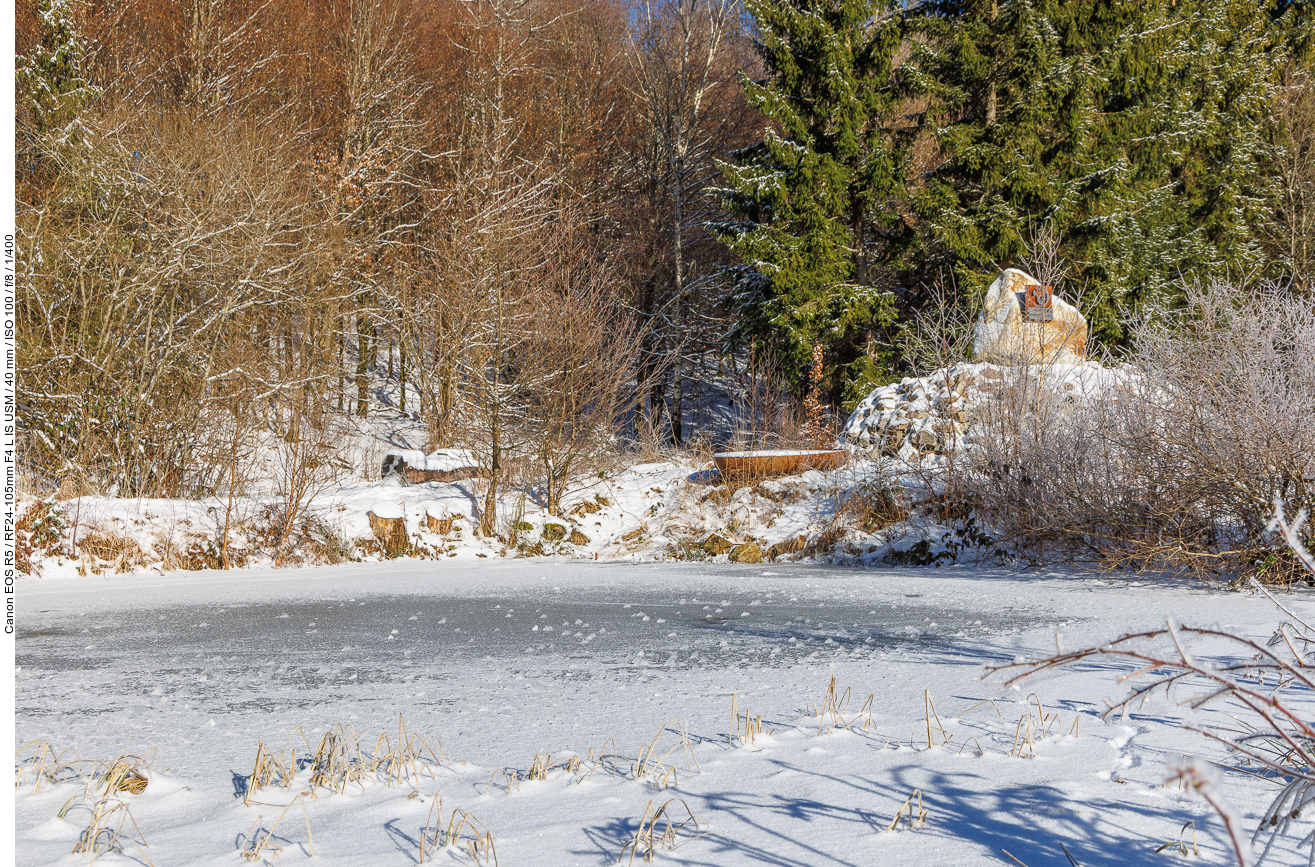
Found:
<box><xmin>16</xmin><ymin>501</ymin><xmax>64</xmax><ymax>576</ymax></box>
<box><xmin>77</xmin><ymin>531</ymin><xmax>145</xmax><ymax>575</ymax></box>
<box><xmin>837</xmin><ymin>481</ymin><xmax>909</xmax><ymax>534</ymax></box>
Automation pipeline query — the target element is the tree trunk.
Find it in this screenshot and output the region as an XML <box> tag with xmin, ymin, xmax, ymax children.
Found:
<box><xmin>986</xmin><ymin>0</ymin><xmax>998</xmax><ymax>126</ymax></box>
<box><xmin>399</xmin><ymin>341</ymin><xmax>407</xmax><ymax>413</ymax></box>
<box><xmin>854</xmin><ymin>203</ymin><xmax>867</xmax><ymax>286</ymax></box>
<box><xmin>669</xmin><ymin>151</ymin><xmax>687</xmax><ymax>445</ymax></box>
<box><xmin>355</xmin><ymin>314</ymin><xmax>372</xmax><ymax>417</ymax></box>
<box><xmin>482</xmin><ymin>431</ymin><xmax>500</xmax><ymax>537</ymax></box>
<box><xmin>337</xmin><ymin>319</ymin><xmax>346</xmax><ymax>411</ymax></box>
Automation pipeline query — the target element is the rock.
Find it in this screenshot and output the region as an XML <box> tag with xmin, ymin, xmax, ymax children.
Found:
<box><xmin>972</xmin><ymin>269</ymin><xmax>1087</xmax><ymax>365</ymax></box>
<box><xmin>768</xmin><ymin>535</ymin><xmax>808</xmax><ymax>560</ymax></box>
<box><xmin>909</xmin><ymin>428</ymin><xmax>939</xmax><ymax>451</ymax></box>
<box><xmin>702</xmin><ymin>534</ymin><xmax>734</xmax><ymax>556</ymax></box>
<box><xmin>728</xmin><ymin>542</ymin><xmax>764</xmax><ymax>563</ymax></box>
<box><xmin>542</xmin><ymin>523</ymin><xmax>567</xmax><ymax>542</ymax></box>
<box><xmin>367</xmin><ymin>510</ymin><xmax>408</xmax><ymax>557</ymax></box>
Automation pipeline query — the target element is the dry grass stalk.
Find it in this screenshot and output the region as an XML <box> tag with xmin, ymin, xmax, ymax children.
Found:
<box><xmin>245</xmin><ymin>741</ymin><xmax>294</xmax><ymax>806</ymax></box>
<box><xmin>100</xmin><ymin>756</ymin><xmax>149</xmax><ymax>795</ymax></box>
<box><xmin>15</xmin><ymin>740</ymin><xmax>83</xmax><ymax>793</ymax></box>
<box><xmin>371</xmin><ymin>714</ymin><xmax>444</xmax><ymax>789</ymax></box>
<box><xmin>637</xmin><ymin>720</ymin><xmax>701</xmax><ymax>784</ymax></box>
<box><xmin>582</xmin><ymin>737</ymin><xmax>624</xmax><ymax>782</ymax></box>
<box><xmin>528</xmin><ymin>751</ymin><xmax>552</xmax><ymax>781</ymax></box>
<box><xmin>885</xmin><ymin>789</ymin><xmax>927</xmax><ymax>832</ymax></box>
<box><xmin>238</xmin><ymin>793</ymin><xmax>314</xmax><ymax>863</ymax></box>
<box><xmin>486</xmin><ymin>742</ymin><xmax>607</xmax><ymax>794</ymax></box>
<box><xmin>49</xmin><ymin>753</ymin><xmax>158</xmax><ymax>865</ymax></box>
<box><xmin>728</xmin><ymin>695</ymin><xmax>768</xmax><ymax>746</ymax></box>
<box><xmin>813</xmin><ymin>675</ymin><xmax>876</xmax><ymax>734</ymax></box>
<box><xmin>485</xmin><ymin>768</ymin><xmax>521</xmax><ymax>796</ymax></box>
<box><xmin>957</xmin><ymin>737</ymin><xmax>985</xmax><ymax>757</ymax></box>
<box><xmin>956</xmin><ymin>698</ymin><xmax>1005</xmax><ymax>721</ymax></box>
<box><xmin>419</xmin><ymin>800</ymin><xmax>496</xmax><ymax>866</ymax></box>
<box><xmin>288</xmin><ymin>717</ymin><xmax>442</xmax><ymax>796</ymax></box>
<box><xmin>1005</xmin><ymin>695</ymin><xmax>1068</xmax><ymax>758</ymax></box>
<box><xmin>924</xmin><ymin>690</ymin><xmax>952</xmax><ymax>749</ymax></box>
<box><xmin>69</xmin><ymin>796</ymin><xmax>155</xmax><ymax>865</ymax></box>
<box><xmin>617</xmin><ymin>799</ymin><xmax>705</xmax><ymax>864</ymax></box>
<box><xmin>1011</xmin><ymin>714</ymin><xmax>1037</xmax><ymax>759</ymax></box>
<box><xmin>306</xmin><ymin>725</ymin><xmax>368</xmax><ymax>794</ymax></box>
<box><xmin>1154</xmin><ymin>820</ymin><xmax>1200</xmax><ymax>857</ymax></box>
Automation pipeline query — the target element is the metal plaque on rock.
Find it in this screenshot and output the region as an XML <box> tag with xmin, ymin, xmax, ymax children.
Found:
<box><xmin>1025</xmin><ymin>283</ymin><xmax>1055</xmax><ymax>322</ymax></box>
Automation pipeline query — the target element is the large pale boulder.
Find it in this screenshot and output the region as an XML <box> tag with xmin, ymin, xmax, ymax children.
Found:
<box><xmin>972</xmin><ymin>269</ymin><xmax>1087</xmax><ymax>365</ymax></box>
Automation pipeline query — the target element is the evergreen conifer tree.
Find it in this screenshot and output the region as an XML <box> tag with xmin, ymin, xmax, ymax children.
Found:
<box><xmin>910</xmin><ymin>0</ymin><xmax>1284</xmax><ymax>345</ymax></box>
<box><xmin>18</xmin><ymin>0</ymin><xmax>98</xmax><ymax>136</ymax></box>
<box><xmin>714</xmin><ymin>0</ymin><xmax>909</xmax><ymax>400</ymax></box>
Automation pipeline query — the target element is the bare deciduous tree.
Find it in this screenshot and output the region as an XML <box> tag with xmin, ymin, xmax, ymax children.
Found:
<box><xmin>628</xmin><ymin>0</ymin><xmax>744</xmax><ymax>443</ymax></box>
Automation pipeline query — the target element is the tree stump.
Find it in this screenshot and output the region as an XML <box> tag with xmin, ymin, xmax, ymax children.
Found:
<box><xmin>367</xmin><ymin>511</ymin><xmax>408</xmax><ymax>557</ymax></box>
<box><xmin>424</xmin><ymin>509</ymin><xmax>463</xmax><ymax>535</ymax></box>
<box><xmin>380</xmin><ymin>454</ymin><xmax>410</xmax><ymax>484</ymax></box>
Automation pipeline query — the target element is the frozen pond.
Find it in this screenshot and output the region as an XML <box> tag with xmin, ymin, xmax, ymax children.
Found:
<box><xmin>17</xmin><ymin>562</ymin><xmax>1068</xmax><ymax>756</ymax></box>
<box><xmin>16</xmin><ymin>560</ymin><xmax>1303</xmax><ymax>866</ymax></box>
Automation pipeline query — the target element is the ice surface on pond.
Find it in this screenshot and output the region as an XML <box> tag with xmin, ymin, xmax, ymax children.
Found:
<box><xmin>14</xmin><ymin>561</ymin><xmax>1315</xmax><ymax>866</ymax></box>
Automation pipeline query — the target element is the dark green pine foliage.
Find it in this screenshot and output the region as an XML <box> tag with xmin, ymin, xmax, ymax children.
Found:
<box><xmin>18</xmin><ymin>0</ymin><xmax>98</xmax><ymax>136</ymax></box>
<box><xmin>911</xmin><ymin>0</ymin><xmax>1283</xmax><ymax>346</ymax></box>
<box><xmin>714</xmin><ymin>0</ymin><xmax>909</xmax><ymax>400</ymax></box>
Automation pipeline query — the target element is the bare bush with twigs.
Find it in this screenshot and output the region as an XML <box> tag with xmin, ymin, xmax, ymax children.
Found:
<box><xmin>988</xmin><ymin>500</ymin><xmax>1315</xmax><ymax>866</ymax></box>
<box><xmin>963</xmin><ymin>281</ymin><xmax>1315</xmax><ymax>582</ymax></box>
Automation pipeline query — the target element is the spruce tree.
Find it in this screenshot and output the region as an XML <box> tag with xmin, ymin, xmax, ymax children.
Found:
<box><xmin>17</xmin><ymin>0</ymin><xmax>101</xmax><ymax>191</ymax></box>
<box><xmin>910</xmin><ymin>0</ymin><xmax>1284</xmax><ymax>345</ymax></box>
<box><xmin>17</xmin><ymin>0</ymin><xmax>98</xmax><ymax>137</ymax></box>
<box><xmin>714</xmin><ymin>0</ymin><xmax>909</xmax><ymax>400</ymax></box>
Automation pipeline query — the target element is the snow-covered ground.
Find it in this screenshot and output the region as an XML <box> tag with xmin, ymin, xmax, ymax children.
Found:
<box><xmin>19</xmin><ymin>358</ymin><xmax>1141</xmax><ymax>579</ymax></box>
<box><xmin>26</xmin><ymin>453</ymin><xmax>971</xmax><ymax>578</ymax></box>
<box><xmin>15</xmin><ymin>561</ymin><xmax>1314</xmax><ymax>865</ymax></box>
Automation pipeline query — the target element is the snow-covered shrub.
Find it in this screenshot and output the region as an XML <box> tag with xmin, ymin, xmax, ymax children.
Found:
<box><xmin>963</xmin><ymin>281</ymin><xmax>1315</xmax><ymax>582</ymax></box>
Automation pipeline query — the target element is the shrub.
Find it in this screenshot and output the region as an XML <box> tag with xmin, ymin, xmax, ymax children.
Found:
<box><xmin>963</xmin><ymin>281</ymin><xmax>1315</xmax><ymax>582</ymax></box>
<box><xmin>991</xmin><ymin>502</ymin><xmax>1315</xmax><ymax>866</ymax></box>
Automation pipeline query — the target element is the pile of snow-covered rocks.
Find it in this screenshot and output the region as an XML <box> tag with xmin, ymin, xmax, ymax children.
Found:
<box><xmin>841</xmin><ymin>360</ymin><xmax>1137</xmax><ymax>459</ymax></box>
